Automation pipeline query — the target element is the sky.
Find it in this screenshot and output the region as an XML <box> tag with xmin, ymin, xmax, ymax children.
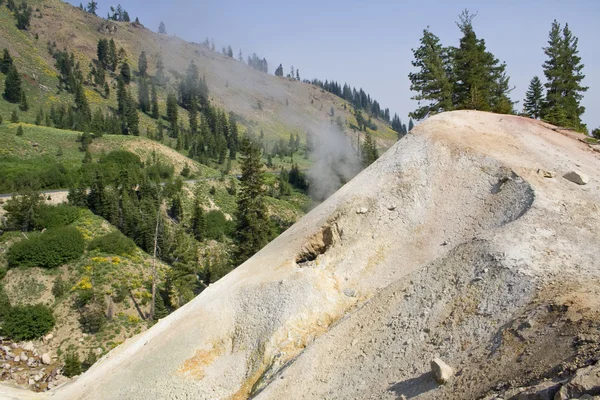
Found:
<box><xmin>69</xmin><ymin>0</ymin><xmax>600</xmax><ymax>129</ymax></box>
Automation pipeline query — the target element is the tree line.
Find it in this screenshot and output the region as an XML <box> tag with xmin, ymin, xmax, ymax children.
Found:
<box><xmin>409</xmin><ymin>11</ymin><xmax>588</xmax><ymax>133</ymax></box>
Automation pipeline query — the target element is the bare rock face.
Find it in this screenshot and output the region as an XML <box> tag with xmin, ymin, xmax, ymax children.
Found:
<box><xmin>431</xmin><ymin>358</ymin><xmax>454</xmax><ymax>384</ymax></box>
<box><xmin>564</xmin><ymin>170</ymin><xmax>589</xmax><ymax>185</ymax></box>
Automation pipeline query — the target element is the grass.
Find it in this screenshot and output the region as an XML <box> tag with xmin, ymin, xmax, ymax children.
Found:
<box><xmin>0</xmin><ymin>122</ymin><xmax>219</xmax><ymax>192</ymax></box>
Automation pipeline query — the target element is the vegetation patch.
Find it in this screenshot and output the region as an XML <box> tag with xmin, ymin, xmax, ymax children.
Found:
<box><xmin>7</xmin><ymin>226</ymin><xmax>85</xmax><ymax>268</ymax></box>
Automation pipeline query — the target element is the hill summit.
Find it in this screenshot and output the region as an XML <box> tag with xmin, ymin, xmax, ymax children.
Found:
<box><xmin>9</xmin><ymin>110</ymin><xmax>594</xmax><ymax>400</ymax></box>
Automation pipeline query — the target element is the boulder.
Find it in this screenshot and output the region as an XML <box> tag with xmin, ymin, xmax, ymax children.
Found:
<box><xmin>431</xmin><ymin>358</ymin><xmax>454</xmax><ymax>384</ymax></box>
<box><xmin>564</xmin><ymin>170</ymin><xmax>589</xmax><ymax>185</ymax></box>
<box><xmin>23</xmin><ymin>342</ymin><xmax>35</xmax><ymax>351</ymax></box>
<box><xmin>42</xmin><ymin>353</ymin><xmax>52</xmax><ymax>365</ymax></box>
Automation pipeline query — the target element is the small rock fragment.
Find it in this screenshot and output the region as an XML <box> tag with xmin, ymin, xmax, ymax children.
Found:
<box><xmin>356</xmin><ymin>207</ymin><xmax>369</xmax><ymax>215</ymax></box>
<box><xmin>563</xmin><ymin>170</ymin><xmax>589</xmax><ymax>185</ymax></box>
<box><xmin>42</xmin><ymin>353</ymin><xmax>52</xmax><ymax>365</ymax></box>
<box><xmin>431</xmin><ymin>358</ymin><xmax>454</xmax><ymax>384</ymax></box>
<box><xmin>537</xmin><ymin>169</ymin><xmax>556</xmax><ymax>178</ymax></box>
<box><xmin>343</xmin><ymin>288</ymin><xmax>356</xmax><ymax>298</ymax></box>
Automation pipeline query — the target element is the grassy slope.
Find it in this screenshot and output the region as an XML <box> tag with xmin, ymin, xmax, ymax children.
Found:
<box><xmin>0</xmin><ymin>122</ymin><xmax>220</xmax><ymax>192</ymax></box>
<box><xmin>0</xmin><ymin>208</ymin><xmax>169</xmax><ymax>364</ymax></box>
<box><xmin>0</xmin><ymin>0</ymin><xmax>397</xmax><ymax>152</ymax></box>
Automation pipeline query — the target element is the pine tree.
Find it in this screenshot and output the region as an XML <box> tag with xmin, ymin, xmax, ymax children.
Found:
<box><xmin>19</xmin><ymin>90</ymin><xmax>28</xmax><ymax>111</ymax></box>
<box><xmin>86</xmin><ymin>1</ymin><xmax>98</xmax><ymax>15</ymax></box>
<box><xmin>275</xmin><ymin>64</ymin><xmax>284</xmax><ymax>77</ymax></box>
<box><xmin>10</xmin><ymin>110</ymin><xmax>18</xmax><ymax>123</ymax></box>
<box><xmin>409</xmin><ymin>28</ymin><xmax>453</xmax><ymax>120</ymax></box>
<box><xmin>361</xmin><ymin>131</ymin><xmax>378</xmax><ymax>167</ymax></box>
<box><xmin>154</xmin><ymin>292</ymin><xmax>169</xmax><ymax>319</ymax></box>
<box><xmin>234</xmin><ymin>136</ymin><xmax>271</xmax><ymax>264</ymax></box>
<box><xmin>151</xmin><ymin>84</ymin><xmax>159</xmax><ymax>119</ymax></box>
<box><xmin>4</xmin><ymin>66</ymin><xmax>22</xmax><ymax>103</ymax></box>
<box><xmin>542</xmin><ymin>21</ymin><xmax>588</xmax><ymax>131</ymax></box>
<box><xmin>191</xmin><ymin>199</ymin><xmax>206</xmax><ymax>241</ymax></box>
<box><xmin>120</xmin><ymin>62</ymin><xmax>131</xmax><ymax>84</ymax></box>
<box><xmin>138</xmin><ymin>51</ymin><xmax>148</xmax><ymax>77</ymax></box>
<box><xmin>16</xmin><ymin>125</ymin><xmax>23</xmax><ymax>136</ymax></box>
<box><xmin>108</xmin><ymin>39</ymin><xmax>117</xmax><ymax>71</ymax></box>
<box><xmin>523</xmin><ymin>76</ymin><xmax>544</xmax><ymax>119</ymax></box>
<box><xmin>452</xmin><ymin>10</ymin><xmax>513</xmax><ymax>113</ymax></box>
<box><xmin>408</xmin><ymin>119</ymin><xmax>414</xmax><ymax>132</ymax></box>
<box><xmin>166</xmin><ymin>92</ymin><xmax>178</xmax><ymax>138</ymax></box>
<box><xmin>138</xmin><ymin>78</ymin><xmax>150</xmax><ymax>113</ymax></box>
<box><xmin>158</xmin><ymin>21</ymin><xmax>166</xmax><ymax>34</ymax></box>
<box><xmin>0</xmin><ymin>48</ymin><xmax>13</xmax><ymax>74</ymax></box>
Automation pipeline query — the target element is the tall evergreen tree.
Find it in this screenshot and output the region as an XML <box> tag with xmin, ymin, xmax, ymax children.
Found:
<box><xmin>0</xmin><ymin>49</ymin><xmax>13</xmax><ymax>74</ymax></box>
<box><xmin>138</xmin><ymin>51</ymin><xmax>148</xmax><ymax>77</ymax></box>
<box><xmin>120</xmin><ymin>62</ymin><xmax>131</xmax><ymax>84</ymax></box>
<box><xmin>542</xmin><ymin>21</ymin><xmax>588</xmax><ymax>131</ymax></box>
<box><xmin>108</xmin><ymin>39</ymin><xmax>117</xmax><ymax>71</ymax></box>
<box><xmin>361</xmin><ymin>132</ymin><xmax>378</xmax><ymax>167</ymax></box>
<box><xmin>191</xmin><ymin>198</ymin><xmax>206</xmax><ymax>241</ymax></box>
<box><xmin>452</xmin><ymin>10</ymin><xmax>513</xmax><ymax>113</ymax></box>
<box><xmin>409</xmin><ymin>28</ymin><xmax>453</xmax><ymax>120</ymax></box>
<box><xmin>4</xmin><ymin>66</ymin><xmax>22</xmax><ymax>103</ymax></box>
<box><xmin>275</xmin><ymin>64</ymin><xmax>284</xmax><ymax>77</ymax></box>
<box><xmin>523</xmin><ymin>76</ymin><xmax>544</xmax><ymax>119</ymax></box>
<box><xmin>151</xmin><ymin>84</ymin><xmax>159</xmax><ymax>119</ymax></box>
<box><xmin>138</xmin><ymin>78</ymin><xmax>150</xmax><ymax>113</ymax></box>
<box><xmin>234</xmin><ymin>136</ymin><xmax>271</xmax><ymax>264</ymax></box>
<box><xmin>19</xmin><ymin>90</ymin><xmax>28</xmax><ymax>111</ymax></box>
<box><xmin>158</xmin><ymin>21</ymin><xmax>166</xmax><ymax>34</ymax></box>
<box><xmin>166</xmin><ymin>92</ymin><xmax>178</xmax><ymax>138</ymax></box>
<box><xmin>86</xmin><ymin>1</ymin><xmax>98</xmax><ymax>15</ymax></box>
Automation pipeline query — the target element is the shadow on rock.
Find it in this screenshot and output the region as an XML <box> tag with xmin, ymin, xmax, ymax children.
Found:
<box><xmin>388</xmin><ymin>372</ymin><xmax>438</xmax><ymax>399</ymax></box>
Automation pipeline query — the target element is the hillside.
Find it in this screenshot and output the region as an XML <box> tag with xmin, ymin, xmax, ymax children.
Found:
<box><xmin>0</xmin><ymin>122</ymin><xmax>219</xmax><ymax>192</ymax></box>
<box><xmin>26</xmin><ymin>110</ymin><xmax>599</xmax><ymax>400</ymax></box>
<box><xmin>0</xmin><ymin>0</ymin><xmax>398</xmax><ymax>154</ymax></box>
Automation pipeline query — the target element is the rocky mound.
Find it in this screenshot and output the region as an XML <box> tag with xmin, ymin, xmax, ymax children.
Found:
<box><xmin>7</xmin><ymin>110</ymin><xmax>599</xmax><ymax>400</ymax></box>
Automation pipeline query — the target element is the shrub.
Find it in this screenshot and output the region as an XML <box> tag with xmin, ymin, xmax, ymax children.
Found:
<box><xmin>63</xmin><ymin>352</ymin><xmax>82</xmax><ymax>377</ymax></box>
<box><xmin>7</xmin><ymin>226</ymin><xmax>85</xmax><ymax>268</ymax></box>
<box><xmin>88</xmin><ymin>231</ymin><xmax>136</xmax><ymax>256</ymax></box>
<box><xmin>34</xmin><ymin>204</ymin><xmax>80</xmax><ymax>230</ymax></box>
<box><xmin>0</xmin><ymin>284</ymin><xmax>11</xmax><ymax>321</ymax></box>
<box><xmin>205</xmin><ymin>210</ymin><xmax>234</xmax><ymax>240</ymax></box>
<box><xmin>1</xmin><ymin>304</ymin><xmax>55</xmax><ymax>341</ymax></box>
<box><xmin>79</xmin><ymin>302</ymin><xmax>106</xmax><ymax>334</ymax></box>
<box><xmin>52</xmin><ymin>276</ymin><xmax>67</xmax><ymax>298</ymax></box>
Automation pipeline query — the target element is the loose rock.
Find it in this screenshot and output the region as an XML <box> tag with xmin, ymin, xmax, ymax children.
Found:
<box><xmin>42</xmin><ymin>353</ymin><xmax>52</xmax><ymax>365</ymax></box>
<box><xmin>564</xmin><ymin>170</ymin><xmax>589</xmax><ymax>185</ymax></box>
<box><xmin>431</xmin><ymin>358</ymin><xmax>454</xmax><ymax>384</ymax></box>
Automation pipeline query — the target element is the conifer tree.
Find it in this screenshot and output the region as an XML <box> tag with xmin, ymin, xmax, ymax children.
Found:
<box><xmin>452</xmin><ymin>10</ymin><xmax>513</xmax><ymax>113</ymax></box>
<box><xmin>542</xmin><ymin>21</ymin><xmax>588</xmax><ymax>131</ymax></box>
<box><xmin>120</xmin><ymin>62</ymin><xmax>131</xmax><ymax>84</ymax></box>
<box><xmin>138</xmin><ymin>51</ymin><xmax>148</xmax><ymax>77</ymax></box>
<box><xmin>19</xmin><ymin>90</ymin><xmax>28</xmax><ymax>111</ymax></box>
<box><xmin>0</xmin><ymin>48</ymin><xmax>13</xmax><ymax>74</ymax></box>
<box><xmin>151</xmin><ymin>84</ymin><xmax>159</xmax><ymax>119</ymax></box>
<box><xmin>10</xmin><ymin>110</ymin><xmax>18</xmax><ymax>123</ymax></box>
<box><xmin>16</xmin><ymin>125</ymin><xmax>23</xmax><ymax>136</ymax></box>
<box><xmin>361</xmin><ymin>131</ymin><xmax>378</xmax><ymax>167</ymax></box>
<box><xmin>409</xmin><ymin>28</ymin><xmax>453</xmax><ymax>120</ymax></box>
<box><xmin>166</xmin><ymin>92</ymin><xmax>178</xmax><ymax>138</ymax></box>
<box><xmin>408</xmin><ymin>119</ymin><xmax>414</xmax><ymax>132</ymax></box>
<box><xmin>158</xmin><ymin>21</ymin><xmax>166</xmax><ymax>34</ymax></box>
<box><xmin>234</xmin><ymin>136</ymin><xmax>271</xmax><ymax>264</ymax></box>
<box><xmin>108</xmin><ymin>39</ymin><xmax>117</xmax><ymax>71</ymax></box>
<box><xmin>4</xmin><ymin>66</ymin><xmax>22</xmax><ymax>103</ymax></box>
<box><xmin>523</xmin><ymin>76</ymin><xmax>544</xmax><ymax>119</ymax></box>
<box><xmin>275</xmin><ymin>64</ymin><xmax>284</xmax><ymax>77</ymax></box>
<box><xmin>86</xmin><ymin>1</ymin><xmax>98</xmax><ymax>15</ymax></box>
<box><xmin>138</xmin><ymin>78</ymin><xmax>150</xmax><ymax>113</ymax></box>
<box><xmin>191</xmin><ymin>198</ymin><xmax>206</xmax><ymax>241</ymax></box>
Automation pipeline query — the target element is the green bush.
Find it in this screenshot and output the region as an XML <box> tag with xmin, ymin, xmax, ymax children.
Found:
<box><xmin>88</xmin><ymin>231</ymin><xmax>136</xmax><ymax>255</ymax></box>
<box><xmin>34</xmin><ymin>204</ymin><xmax>80</xmax><ymax>230</ymax></box>
<box><xmin>1</xmin><ymin>304</ymin><xmax>55</xmax><ymax>341</ymax></box>
<box><xmin>205</xmin><ymin>210</ymin><xmax>234</xmax><ymax>240</ymax></box>
<box><xmin>52</xmin><ymin>276</ymin><xmax>68</xmax><ymax>298</ymax></box>
<box><xmin>63</xmin><ymin>352</ymin><xmax>82</xmax><ymax>377</ymax></box>
<box><xmin>79</xmin><ymin>303</ymin><xmax>106</xmax><ymax>334</ymax></box>
<box><xmin>0</xmin><ymin>284</ymin><xmax>11</xmax><ymax>321</ymax></box>
<box><xmin>7</xmin><ymin>226</ymin><xmax>85</xmax><ymax>268</ymax></box>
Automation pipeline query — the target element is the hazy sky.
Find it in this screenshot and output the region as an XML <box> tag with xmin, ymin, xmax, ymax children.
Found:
<box><xmin>69</xmin><ymin>0</ymin><xmax>600</xmax><ymax>129</ymax></box>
